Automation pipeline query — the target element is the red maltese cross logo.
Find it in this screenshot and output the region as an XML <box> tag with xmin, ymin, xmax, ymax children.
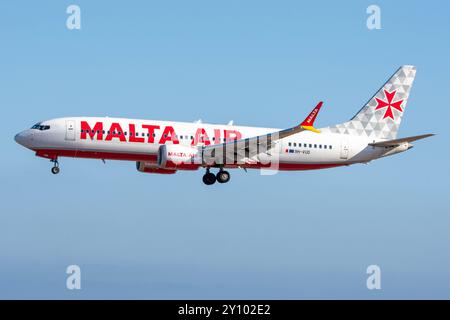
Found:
<box><xmin>375</xmin><ymin>89</ymin><xmax>404</xmax><ymax>120</ymax></box>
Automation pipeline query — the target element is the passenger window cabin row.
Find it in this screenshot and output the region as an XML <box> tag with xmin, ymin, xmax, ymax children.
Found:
<box><xmin>81</xmin><ymin>129</ymin><xmax>158</xmax><ymax>137</ymax></box>
<box><xmin>80</xmin><ymin>129</ymin><xmax>230</xmax><ymax>142</ymax></box>
<box><xmin>287</xmin><ymin>142</ymin><xmax>332</xmax><ymax>150</ymax></box>
<box><xmin>81</xmin><ymin>129</ymin><xmax>334</xmax><ymax>150</ymax></box>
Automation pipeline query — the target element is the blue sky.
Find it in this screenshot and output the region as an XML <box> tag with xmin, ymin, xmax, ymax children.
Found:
<box><xmin>0</xmin><ymin>0</ymin><xmax>449</xmax><ymax>299</ymax></box>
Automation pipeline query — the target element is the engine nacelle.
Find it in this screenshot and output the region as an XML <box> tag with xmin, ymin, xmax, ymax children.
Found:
<box><xmin>136</xmin><ymin>161</ymin><xmax>177</xmax><ymax>174</ymax></box>
<box><xmin>158</xmin><ymin>144</ymin><xmax>201</xmax><ymax>170</ymax></box>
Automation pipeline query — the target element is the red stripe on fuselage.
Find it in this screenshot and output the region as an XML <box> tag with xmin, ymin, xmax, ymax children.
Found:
<box><xmin>35</xmin><ymin>149</ymin><xmax>157</xmax><ymax>162</ymax></box>
<box><xmin>34</xmin><ymin>149</ymin><xmax>344</xmax><ymax>171</ymax></box>
<box><xmin>240</xmin><ymin>163</ymin><xmax>344</xmax><ymax>171</ymax></box>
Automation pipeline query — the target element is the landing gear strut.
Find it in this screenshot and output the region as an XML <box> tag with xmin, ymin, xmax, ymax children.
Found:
<box><xmin>51</xmin><ymin>159</ymin><xmax>60</xmax><ymax>175</ymax></box>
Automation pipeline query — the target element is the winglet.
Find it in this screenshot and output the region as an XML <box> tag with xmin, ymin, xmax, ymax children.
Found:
<box><xmin>300</xmin><ymin>101</ymin><xmax>323</xmax><ymax>133</ymax></box>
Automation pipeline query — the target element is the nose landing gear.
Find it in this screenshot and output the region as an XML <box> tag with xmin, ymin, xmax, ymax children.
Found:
<box><xmin>50</xmin><ymin>159</ymin><xmax>60</xmax><ymax>175</ymax></box>
<box><xmin>202</xmin><ymin>168</ymin><xmax>231</xmax><ymax>185</ymax></box>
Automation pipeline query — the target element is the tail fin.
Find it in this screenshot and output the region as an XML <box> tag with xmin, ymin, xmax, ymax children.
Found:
<box><xmin>324</xmin><ymin>65</ymin><xmax>417</xmax><ymax>140</ymax></box>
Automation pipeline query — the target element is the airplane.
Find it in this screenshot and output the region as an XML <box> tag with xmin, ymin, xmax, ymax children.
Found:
<box><xmin>15</xmin><ymin>65</ymin><xmax>434</xmax><ymax>185</ymax></box>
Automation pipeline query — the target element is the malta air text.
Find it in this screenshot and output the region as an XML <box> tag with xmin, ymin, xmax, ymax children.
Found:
<box><xmin>80</xmin><ymin>121</ymin><xmax>242</xmax><ymax>145</ymax></box>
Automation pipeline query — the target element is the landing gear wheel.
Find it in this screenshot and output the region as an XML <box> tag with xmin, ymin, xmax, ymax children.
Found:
<box><xmin>51</xmin><ymin>166</ymin><xmax>60</xmax><ymax>175</ymax></box>
<box><xmin>50</xmin><ymin>159</ymin><xmax>60</xmax><ymax>175</ymax></box>
<box><xmin>202</xmin><ymin>171</ymin><xmax>216</xmax><ymax>185</ymax></box>
<box><xmin>216</xmin><ymin>170</ymin><xmax>230</xmax><ymax>183</ymax></box>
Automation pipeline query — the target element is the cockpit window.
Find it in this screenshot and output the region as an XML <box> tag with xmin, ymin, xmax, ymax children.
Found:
<box><xmin>31</xmin><ymin>123</ymin><xmax>50</xmax><ymax>130</ymax></box>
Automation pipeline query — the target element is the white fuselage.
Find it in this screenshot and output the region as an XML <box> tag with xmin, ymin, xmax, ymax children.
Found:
<box><xmin>15</xmin><ymin>117</ymin><xmax>395</xmax><ymax>171</ymax></box>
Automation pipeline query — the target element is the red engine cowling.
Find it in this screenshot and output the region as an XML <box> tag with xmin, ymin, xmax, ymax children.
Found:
<box><xmin>136</xmin><ymin>161</ymin><xmax>177</xmax><ymax>174</ymax></box>
<box><xmin>157</xmin><ymin>145</ymin><xmax>201</xmax><ymax>170</ymax></box>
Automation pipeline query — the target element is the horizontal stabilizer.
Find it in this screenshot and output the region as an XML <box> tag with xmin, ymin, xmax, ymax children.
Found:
<box><xmin>369</xmin><ymin>134</ymin><xmax>435</xmax><ymax>147</ymax></box>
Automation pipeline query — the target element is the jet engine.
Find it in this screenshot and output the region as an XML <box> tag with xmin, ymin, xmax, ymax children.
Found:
<box><xmin>157</xmin><ymin>144</ymin><xmax>201</xmax><ymax>170</ymax></box>
<box><xmin>136</xmin><ymin>161</ymin><xmax>177</xmax><ymax>174</ymax></box>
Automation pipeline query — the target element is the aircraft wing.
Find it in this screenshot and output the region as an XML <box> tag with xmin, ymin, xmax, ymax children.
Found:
<box><xmin>201</xmin><ymin>101</ymin><xmax>323</xmax><ymax>165</ymax></box>
<box><xmin>369</xmin><ymin>134</ymin><xmax>435</xmax><ymax>147</ymax></box>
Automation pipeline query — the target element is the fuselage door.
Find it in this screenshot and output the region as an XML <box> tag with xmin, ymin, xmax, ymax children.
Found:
<box><xmin>65</xmin><ymin>120</ymin><xmax>76</xmax><ymax>141</ymax></box>
<box><xmin>340</xmin><ymin>138</ymin><xmax>349</xmax><ymax>159</ymax></box>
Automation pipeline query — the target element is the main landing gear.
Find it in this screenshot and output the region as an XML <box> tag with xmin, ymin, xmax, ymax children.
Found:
<box><xmin>216</xmin><ymin>170</ymin><xmax>230</xmax><ymax>184</ymax></box>
<box><xmin>50</xmin><ymin>159</ymin><xmax>60</xmax><ymax>175</ymax></box>
<box><xmin>202</xmin><ymin>168</ymin><xmax>231</xmax><ymax>185</ymax></box>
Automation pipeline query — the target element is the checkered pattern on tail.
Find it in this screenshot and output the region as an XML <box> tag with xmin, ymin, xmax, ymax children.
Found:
<box><xmin>321</xmin><ymin>65</ymin><xmax>416</xmax><ymax>140</ymax></box>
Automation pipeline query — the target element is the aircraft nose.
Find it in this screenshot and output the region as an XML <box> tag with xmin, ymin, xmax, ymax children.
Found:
<box><xmin>14</xmin><ymin>131</ymin><xmax>34</xmax><ymax>148</ymax></box>
<box><xmin>14</xmin><ymin>132</ymin><xmax>24</xmax><ymax>144</ymax></box>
